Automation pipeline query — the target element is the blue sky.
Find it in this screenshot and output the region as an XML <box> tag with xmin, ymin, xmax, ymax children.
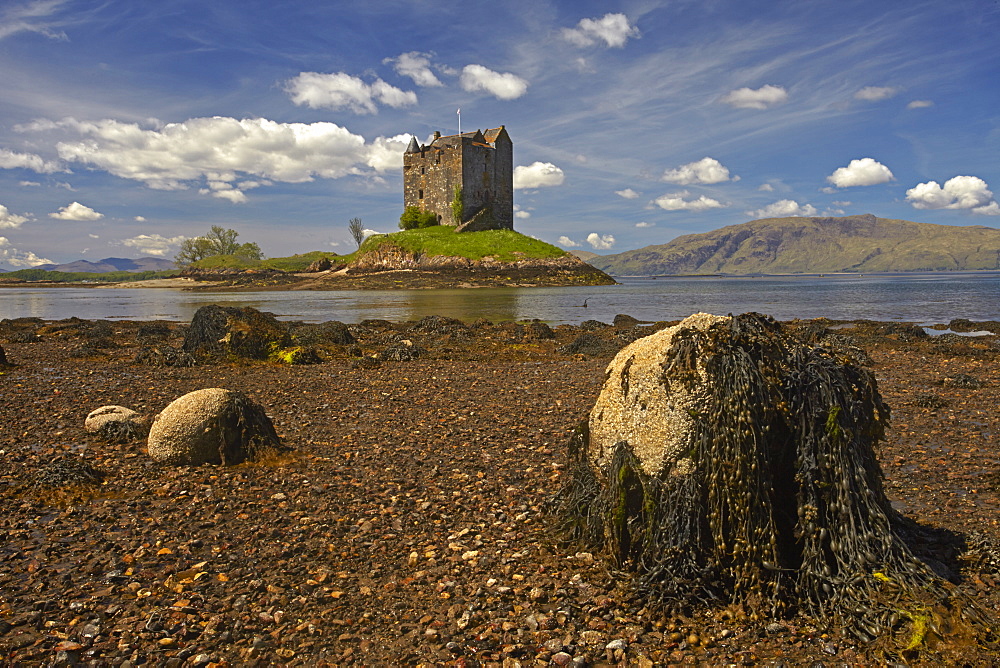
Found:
<box><xmin>0</xmin><ymin>0</ymin><xmax>998</xmax><ymax>267</ymax></box>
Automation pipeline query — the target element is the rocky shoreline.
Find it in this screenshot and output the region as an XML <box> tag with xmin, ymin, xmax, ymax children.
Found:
<box><xmin>1</xmin><ymin>314</ymin><xmax>999</xmax><ymax>666</ymax></box>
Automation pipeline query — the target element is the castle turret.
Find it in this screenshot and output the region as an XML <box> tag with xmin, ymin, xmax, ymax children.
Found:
<box><xmin>405</xmin><ymin>136</ymin><xmax>420</xmax><ymax>154</ymax></box>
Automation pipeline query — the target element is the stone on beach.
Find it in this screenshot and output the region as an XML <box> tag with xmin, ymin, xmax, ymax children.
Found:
<box><xmin>183</xmin><ymin>304</ymin><xmax>290</xmax><ymax>360</ymax></box>
<box><xmin>85</xmin><ymin>404</ymin><xmax>147</xmax><ymax>442</ymax></box>
<box><xmin>147</xmin><ymin>388</ymin><xmax>283</xmax><ymax>465</ymax></box>
<box><xmin>558</xmin><ymin>311</ymin><xmax>991</xmax><ymax>645</ymax></box>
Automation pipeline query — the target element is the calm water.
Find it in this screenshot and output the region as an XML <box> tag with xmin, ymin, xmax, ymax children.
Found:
<box><xmin>1</xmin><ymin>273</ymin><xmax>999</xmax><ymax>325</ymax></box>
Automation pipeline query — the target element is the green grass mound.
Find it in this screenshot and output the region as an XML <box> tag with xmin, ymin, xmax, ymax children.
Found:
<box><xmin>355</xmin><ymin>227</ymin><xmax>568</xmax><ymax>263</ymax></box>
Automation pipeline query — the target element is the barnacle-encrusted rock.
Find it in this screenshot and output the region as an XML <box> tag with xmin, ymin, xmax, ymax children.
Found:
<box><xmin>557</xmin><ymin>312</ymin><xmax>994</xmax><ymax>652</ymax></box>
<box><xmin>589</xmin><ymin>312</ymin><xmax>725</xmax><ymax>476</ymax></box>
<box><xmin>147</xmin><ymin>388</ymin><xmax>283</xmax><ymax>465</ymax></box>
<box><xmin>85</xmin><ymin>405</ymin><xmax>147</xmax><ymax>443</ymax></box>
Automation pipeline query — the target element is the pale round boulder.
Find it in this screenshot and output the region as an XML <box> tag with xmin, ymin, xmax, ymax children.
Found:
<box><xmin>589</xmin><ymin>312</ymin><xmax>726</xmax><ymax>476</ymax></box>
<box><xmin>85</xmin><ymin>405</ymin><xmax>147</xmax><ymax>443</ymax></box>
<box><xmin>85</xmin><ymin>405</ymin><xmax>139</xmax><ymax>433</ymax></box>
<box><xmin>147</xmin><ymin>388</ymin><xmax>282</xmax><ymax>465</ymax></box>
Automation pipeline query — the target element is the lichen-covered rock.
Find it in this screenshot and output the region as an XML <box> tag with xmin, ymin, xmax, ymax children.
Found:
<box><xmin>85</xmin><ymin>405</ymin><xmax>147</xmax><ymax>442</ymax></box>
<box><xmin>183</xmin><ymin>305</ymin><xmax>290</xmax><ymax>359</ymax></box>
<box><xmin>147</xmin><ymin>388</ymin><xmax>283</xmax><ymax>465</ymax></box>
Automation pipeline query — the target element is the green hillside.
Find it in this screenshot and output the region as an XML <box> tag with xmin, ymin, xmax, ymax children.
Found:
<box><xmin>591</xmin><ymin>214</ymin><xmax>1000</xmax><ymax>275</ymax></box>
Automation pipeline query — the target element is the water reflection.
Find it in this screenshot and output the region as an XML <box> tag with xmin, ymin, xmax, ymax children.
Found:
<box><xmin>1</xmin><ymin>272</ymin><xmax>999</xmax><ymax>324</ymax></box>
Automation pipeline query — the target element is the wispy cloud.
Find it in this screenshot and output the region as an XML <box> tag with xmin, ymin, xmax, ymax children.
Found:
<box><xmin>0</xmin><ymin>0</ymin><xmax>69</xmax><ymax>41</ymax></box>
<box><xmin>854</xmin><ymin>86</ymin><xmax>900</xmax><ymax>102</ymax></box>
<box><xmin>121</xmin><ymin>233</ymin><xmax>185</xmax><ymax>256</ymax></box>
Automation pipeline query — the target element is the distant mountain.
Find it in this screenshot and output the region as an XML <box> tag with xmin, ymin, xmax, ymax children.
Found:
<box><xmin>591</xmin><ymin>214</ymin><xmax>1000</xmax><ymax>276</ymax></box>
<box><xmin>569</xmin><ymin>250</ymin><xmax>602</xmax><ymax>261</ymax></box>
<box><xmin>33</xmin><ymin>257</ymin><xmax>177</xmax><ymax>273</ymax></box>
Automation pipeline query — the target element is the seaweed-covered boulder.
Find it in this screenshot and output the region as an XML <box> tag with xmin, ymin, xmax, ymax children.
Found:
<box><xmin>147</xmin><ymin>388</ymin><xmax>283</xmax><ymax>465</ymax></box>
<box><xmin>183</xmin><ymin>305</ymin><xmax>290</xmax><ymax>359</ymax></box>
<box><xmin>290</xmin><ymin>320</ymin><xmax>355</xmax><ymax>346</ymax></box>
<box><xmin>557</xmin><ymin>332</ymin><xmax>619</xmax><ymax>357</ymax></box>
<box><xmin>134</xmin><ymin>346</ymin><xmax>198</xmax><ymax>367</ymax></box>
<box><xmin>85</xmin><ymin>405</ymin><xmax>148</xmax><ymax>443</ymax></box>
<box><xmin>557</xmin><ymin>312</ymin><xmax>992</xmax><ymax>650</ymax></box>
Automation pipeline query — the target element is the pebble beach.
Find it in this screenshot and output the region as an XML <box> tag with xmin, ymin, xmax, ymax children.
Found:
<box><xmin>1</xmin><ymin>314</ymin><xmax>999</xmax><ymax>666</ymax></box>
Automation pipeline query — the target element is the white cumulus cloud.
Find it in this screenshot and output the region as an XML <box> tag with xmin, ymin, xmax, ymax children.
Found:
<box><xmin>0</xmin><ymin>148</ymin><xmax>63</xmax><ymax>173</ymax></box>
<box><xmin>747</xmin><ymin>199</ymin><xmax>817</xmax><ymax>218</ymax></box>
<box><xmin>513</xmin><ymin>162</ymin><xmax>564</xmax><ymax>189</ymax></box>
<box><xmin>587</xmin><ymin>233</ymin><xmax>615</xmax><ymax>250</ymax></box>
<box><xmin>285</xmin><ymin>71</ymin><xmax>417</xmax><ymax>114</ymax></box>
<box><xmin>635</xmin><ymin>221</ymin><xmax>654</xmax><ymax>228</ymax></box>
<box><xmin>121</xmin><ymin>234</ymin><xmax>185</xmax><ymax>257</ymax></box>
<box><xmin>385</xmin><ymin>52</ymin><xmax>443</xmax><ymax>87</ymax></box>
<box><xmin>720</xmin><ymin>84</ymin><xmax>788</xmax><ymax>110</ymax></box>
<box><xmin>906</xmin><ymin>175</ymin><xmax>998</xmax><ymax>214</ymax></box>
<box><xmin>907</xmin><ymin>100</ymin><xmax>934</xmax><ymax>109</ymax></box>
<box><xmin>558</xmin><ymin>235</ymin><xmax>580</xmax><ymax>247</ymax></box>
<box><xmin>855</xmin><ymin>86</ymin><xmax>900</xmax><ymax>102</ymax></box>
<box><xmin>0</xmin><ymin>237</ymin><xmax>52</xmax><ymax>267</ymax></box>
<box><xmin>827</xmin><ymin>158</ymin><xmax>894</xmax><ymax>188</ymax></box>
<box><xmin>50</xmin><ymin>201</ymin><xmax>103</xmax><ymax>221</ymax></box>
<box><xmin>662</xmin><ymin>157</ymin><xmax>734</xmax><ymax>185</ymax></box>
<box><xmin>0</xmin><ymin>204</ymin><xmax>29</xmax><ymax>229</ymax></box>
<box><xmin>39</xmin><ymin>117</ymin><xmax>406</xmax><ymax>198</ymax></box>
<box><xmin>654</xmin><ymin>191</ymin><xmax>726</xmax><ymax>212</ymax></box>
<box><xmin>459</xmin><ymin>65</ymin><xmax>528</xmax><ymax>100</ymax></box>
<box><xmin>615</xmin><ymin>188</ymin><xmax>639</xmax><ymax>199</ymax></box>
<box><xmin>561</xmin><ymin>13</ymin><xmax>639</xmax><ymax>48</ymax></box>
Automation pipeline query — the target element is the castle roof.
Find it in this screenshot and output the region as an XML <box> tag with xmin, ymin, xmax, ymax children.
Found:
<box><xmin>405</xmin><ymin>136</ymin><xmax>420</xmax><ymax>154</ymax></box>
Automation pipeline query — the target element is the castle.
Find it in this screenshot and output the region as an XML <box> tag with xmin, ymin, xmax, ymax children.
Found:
<box><xmin>403</xmin><ymin>126</ymin><xmax>513</xmax><ymax>232</ymax></box>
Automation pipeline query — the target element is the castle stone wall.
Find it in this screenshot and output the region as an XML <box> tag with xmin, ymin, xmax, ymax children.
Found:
<box><xmin>402</xmin><ymin>128</ymin><xmax>512</xmax><ymax>230</ymax></box>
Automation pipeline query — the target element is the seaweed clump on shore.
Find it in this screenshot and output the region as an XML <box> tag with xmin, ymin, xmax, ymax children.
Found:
<box><xmin>555</xmin><ymin>312</ymin><xmax>996</xmax><ymax>660</ymax></box>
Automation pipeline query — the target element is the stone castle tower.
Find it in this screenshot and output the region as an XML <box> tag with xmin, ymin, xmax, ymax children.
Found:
<box><xmin>403</xmin><ymin>126</ymin><xmax>513</xmax><ymax>232</ymax></box>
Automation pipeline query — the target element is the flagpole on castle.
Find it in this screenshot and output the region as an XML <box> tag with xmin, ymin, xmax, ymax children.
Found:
<box><xmin>457</xmin><ymin>108</ymin><xmax>461</xmax><ymax>135</ymax></box>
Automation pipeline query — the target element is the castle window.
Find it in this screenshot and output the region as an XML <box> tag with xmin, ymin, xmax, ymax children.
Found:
<box><xmin>421</xmin><ymin>167</ymin><xmax>425</xmax><ymax>175</ymax></box>
<box><xmin>418</xmin><ymin>189</ymin><xmax>423</xmax><ymax>199</ymax></box>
